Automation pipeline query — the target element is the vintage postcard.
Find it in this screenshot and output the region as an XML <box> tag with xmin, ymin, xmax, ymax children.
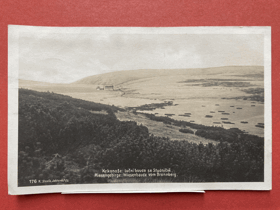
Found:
<box><xmin>8</xmin><ymin>26</ymin><xmax>271</xmax><ymax>195</ymax></box>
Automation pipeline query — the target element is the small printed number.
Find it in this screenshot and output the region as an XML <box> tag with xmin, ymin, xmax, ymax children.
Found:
<box><xmin>29</xmin><ymin>179</ymin><xmax>37</xmax><ymax>184</ymax></box>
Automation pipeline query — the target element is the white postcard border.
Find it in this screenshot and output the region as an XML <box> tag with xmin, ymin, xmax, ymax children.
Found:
<box><xmin>8</xmin><ymin>25</ymin><xmax>272</xmax><ymax>195</ymax></box>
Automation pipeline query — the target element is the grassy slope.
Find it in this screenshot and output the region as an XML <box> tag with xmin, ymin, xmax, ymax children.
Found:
<box><xmin>73</xmin><ymin>66</ymin><xmax>264</xmax><ymax>86</ymax></box>
<box><xmin>116</xmin><ymin>111</ymin><xmax>217</xmax><ymax>144</ymax></box>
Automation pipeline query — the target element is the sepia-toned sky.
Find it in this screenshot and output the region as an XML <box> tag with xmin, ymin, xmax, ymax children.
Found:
<box><xmin>19</xmin><ymin>33</ymin><xmax>264</xmax><ymax>83</ymax></box>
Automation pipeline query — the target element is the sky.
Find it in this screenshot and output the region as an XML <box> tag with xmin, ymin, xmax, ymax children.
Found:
<box><xmin>19</xmin><ymin>32</ymin><xmax>264</xmax><ymax>83</ymax></box>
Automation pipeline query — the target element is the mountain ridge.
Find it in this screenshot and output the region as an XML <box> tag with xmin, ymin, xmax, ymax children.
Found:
<box><xmin>19</xmin><ymin>66</ymin><xmax>264</xmax><ymax>86</ymax></box>
<box><xmin>73</xmin><ymin>66</ymin><xmax>264</xmax><ymax>86</ymax></box>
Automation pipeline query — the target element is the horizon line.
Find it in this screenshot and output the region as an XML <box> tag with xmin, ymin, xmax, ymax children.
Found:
<box><xmin>19</xmin><ymin>65</ymin><xmax>264</xmax><ymax>85</ymax></box>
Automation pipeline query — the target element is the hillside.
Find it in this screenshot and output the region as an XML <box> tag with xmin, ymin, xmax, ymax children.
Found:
<box><xmin>73</xmin><ymin>66</ymin><xmax>264</xmax><ymax>86</ymax></box>
<box><xmin>18</xmin><ymin>65</ymin><xmax>265</xmax><ymax>111</ymax></box>
<box><xmin>18</xmin><ymin>88</ymin><xmax>264</xmax><ymax>186</ymax></box>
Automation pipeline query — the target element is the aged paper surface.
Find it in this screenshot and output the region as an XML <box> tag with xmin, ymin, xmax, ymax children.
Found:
<box><xmin>8</xmin><ymin>26</ymin><xmax>271</xmax><ymax>195</ymax></box>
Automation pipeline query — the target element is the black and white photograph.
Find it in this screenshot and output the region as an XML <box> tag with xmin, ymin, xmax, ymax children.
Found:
<box><xmin>8</xmin><ymin>26</ymin><xmax>271</xmax><ymax>194</ymax></box>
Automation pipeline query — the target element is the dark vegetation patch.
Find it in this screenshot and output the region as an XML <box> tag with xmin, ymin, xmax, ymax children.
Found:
<box><xmin>202</xmin><ymin>81</ymin><xmax>252</xmax><ymax>87</ymax></box>
<box><xmin>20</xmin><ymin>88</ymin><xmax>123</xmax><ymax>114</ymax></box>
<box><xmin>255</xmin><ymin>123</ymin><xmax>264</xmax><ymax>128</ymax></box>
<box><xmin>127</xmin><ymin>101</ymin><xmax>173</xmax><ymax>111</ymax></box>
<box><xmin>222</xmin><ymin>88</ymin><xmax>264</xmax><ymax>102</ymax></box>
<box><xmin>18</xmin><ymin>89</ymin><xmax>264</xmax><ymax>186</ymax></box>
<box><xmin>165</xmin><ymin>114</ymin><xmax>175</xmax><ymax>116</ymax></box>
<box><xmin>222</xmin><ymin>121</ymin><xmax>235</xmax><ymax>124</ymax></box>
<box><xmin>178</xmin><ymin>79</ymin><xmax>253</xmax><ymax>87</ymax></box>
<box><xmin>242</xmin><ymin>88</ymin><xmax>264</xmax><ymax>95</ymax></box>
<box><xmin>178</xmin><ymin>79</ymin><xmax>248</xmax><ymax>83</ymax></box>
<box><xmin>179</xmin><ymin>128</ymin><xmax>194</xmax><ymax>134</ymax></box>
<box><xmin>179</xmin><ymin>114</ymin><xmax>191</xmax><ymax>117</ymax></box>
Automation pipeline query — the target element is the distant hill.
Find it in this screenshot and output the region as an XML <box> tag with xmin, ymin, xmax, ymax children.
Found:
<box><xmin>19</xmin><ymin>79</ymin><xmax>53</xmax><ymax>87</ymax></box>
<box><xmin>19</xmin><ymin>66</ymin><xmax>264</xmax><ymax>87</ymax></box>
<box><xmin>73</xmin><ymin>66</ymin><xmax>264</xmax><ymax>86</ymax></box>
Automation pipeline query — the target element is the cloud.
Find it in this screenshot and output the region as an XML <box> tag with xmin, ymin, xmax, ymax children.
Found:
<box><xmin>19</xmin><ymin>33</ymin><xmax>264</xmax><ymax>83</ymax></box>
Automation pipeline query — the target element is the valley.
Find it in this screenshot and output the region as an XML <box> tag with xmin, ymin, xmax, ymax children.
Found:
<box><xmin>19</xmin><ymin>66</ymin><xmax>264</xmax><ymax>138</ymax></box>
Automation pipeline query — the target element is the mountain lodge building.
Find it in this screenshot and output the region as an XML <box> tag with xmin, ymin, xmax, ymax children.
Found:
<box><xmin>96</xmin><ymin>85</ymin><xmax>114</xmax><ymax>91</ymax></box>
<box><xmin>104</xmin><ymin>85</ymin><xmax>114</xmax><ymax>90</ymax></box>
